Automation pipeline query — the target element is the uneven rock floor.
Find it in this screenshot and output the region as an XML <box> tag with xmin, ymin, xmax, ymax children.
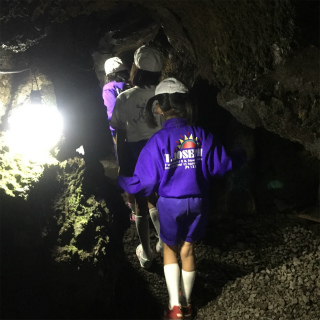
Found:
<box><xmin>100</xmin><ymin>156</ymin><xmax>320</xmax><ymax>320</ymax></box>
<box><xmin>1</xmin><ymin>157</ymin><xmax>319</xmax><ymax>320</ymax></box>
<box><xmin>101</xmin><ymin>156</ymin><xmax>320</xmax><ymax>320</ymax></box>
<box><xmin>114</xmin><ymin>210</ymin><xmax>320</xmax><ymax>320</ymax></box>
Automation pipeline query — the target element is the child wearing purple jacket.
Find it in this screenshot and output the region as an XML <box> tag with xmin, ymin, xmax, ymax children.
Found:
<box><xmin>102</xmin><ymin>57</ymin><xmax>131</xmax><ymax>146</ymax></box>
<box><xmin>117</xmin><ymin>78</ymin><xmax>244</xmax><ymax>320</ymax></box>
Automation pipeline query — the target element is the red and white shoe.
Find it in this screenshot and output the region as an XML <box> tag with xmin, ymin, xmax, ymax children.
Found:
<box><xmin>163</xmin><ymin>305</ymin><xmax>183</xmax><ymax>320</ymax></box>
<box><xmin>182</xmin><ymin>304</ymin><xmax>192</xmax><ymax>319</ymax></box>
<box><xmin>179</xmin><ymin>291</ymin><xmax>193</xmax><ymax>319</ymax></box>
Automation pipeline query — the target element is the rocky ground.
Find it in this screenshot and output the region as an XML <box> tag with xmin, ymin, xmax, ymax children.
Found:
<box><xmin>102</xmin><ymin>158</ymin><xmax>320</xmax><ymax>320</ymax></box>
<box><xmin>1</xmin><ymin>156</ymin><xmax>319</xmax><ymax>320</ymax></box>
<box><xmin>113</xmin><ymin>209</ymin><xmax>320</xmax><ymax>320</ymax></box>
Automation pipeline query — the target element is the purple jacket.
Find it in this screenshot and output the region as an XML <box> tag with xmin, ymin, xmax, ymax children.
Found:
<box><xmin>102</xmin><ymin>81</ymin><xmax>128</xmax><ymax>132</ymax></box>
<box><xmin>117</xmin><ymin>118</ymin><xmax>234</xmax><ymax>198</ymax></box>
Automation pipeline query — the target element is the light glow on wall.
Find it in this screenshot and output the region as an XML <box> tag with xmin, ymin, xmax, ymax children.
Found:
<box><xmin>5</xmin><ymin>101</ymin><xmax>63</xmax><ymax>162</ymax></box>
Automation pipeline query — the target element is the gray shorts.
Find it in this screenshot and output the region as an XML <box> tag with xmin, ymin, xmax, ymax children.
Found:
<box><xmin>157</xmin><ymin>196</ymin><xmax>209</xmax><ymax>246</ymax></box>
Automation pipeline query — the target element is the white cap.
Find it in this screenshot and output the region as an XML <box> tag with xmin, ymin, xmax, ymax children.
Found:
<box><xmin>155</xmin><ymin>77</ymin><xmax>189</xmax><ymax>95</ymax></box>
<box><xmin>134</xmin><ymin>45</ymin><xmax>163</xmax><ymax>72</ymax></box>
<box><xmin>104</xmin><ymin>57</ymin><xmax>126</xmax><ymax>75</ymax></box>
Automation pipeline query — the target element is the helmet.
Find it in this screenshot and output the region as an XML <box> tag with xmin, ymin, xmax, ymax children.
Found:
<box><xmin>104</xmin><ymin>57</ymin><xmax>126</xmax><ymax>75</ymax></box>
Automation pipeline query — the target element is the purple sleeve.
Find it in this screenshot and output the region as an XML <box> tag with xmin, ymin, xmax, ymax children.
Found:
<box><xmin>206</xmin><ymin>140</ymin><xmax>233</xmax><ymax>177</ymax></box>
<box><xmin>116</xmin><ymin>143</ymin><xmax>161</xmax><ymax>196</ymax></box>
<box><xmin>102</xmin><ymin>87</ymin><xmax>117</xmax><ymax>121</ymax></box>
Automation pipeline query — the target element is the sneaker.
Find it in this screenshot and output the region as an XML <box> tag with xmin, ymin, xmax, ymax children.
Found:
<box><xmin>136</xmin><ymin>244</ymin><xmax>153</xmax><ymax>269</ymax></box>
<box><xmin>179</xmin><ymin>291</ymin><xmax>192</xmax><ymax>319</ymax></box>
<box><xmin>163</xmin><ymin>305</ymin><xmax>183</xmax><ymax>320</ymax></box>
<box><xmin>182</xmin><ymin>304</ymin><xmax>192</xmax><ymax>319</ymax></box>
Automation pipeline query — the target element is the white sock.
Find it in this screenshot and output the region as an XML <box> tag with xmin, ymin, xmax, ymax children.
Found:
<box><xmin>180</xmin><ymin>269</ymin><xmax>196</xmax><ymax>306</ymax></box>
<box><xmin>135</xmin><ymin>215</ymin><xmax>152</xmax><ymax>259</ymax></box>
<box><xmin>164</xmin><ymin>263</ymin><xmax>180</xmax><ymax>308</ymax></box>
<box><xmin>149</xmin><ymin>208</ymin><xmax>162</xmax><ymax>245</ymax></box>
<box><xmin>129</xmin><ymin>202</ymin><xmax>135</xmax><ymax>214</ymax></box>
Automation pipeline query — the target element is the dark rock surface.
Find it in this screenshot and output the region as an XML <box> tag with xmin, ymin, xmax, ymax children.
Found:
<box><xmin>1</xmin><ymin>0</ymin><xmax>319</xmax><ymax>157</ymax></box>
<box><xmin>120</xmin><ymin>209</ymin><xmax>320</xmax><ymax>320</ymax></box>
<box><xmin>0</xmin><ymin>1</ymin><xmax>319</xmax><ymax>319</ymax></box>
<box><xmin>1</xmin><ymin>155</ymin><xmax>319</xmax><ymax>319</ymax></box>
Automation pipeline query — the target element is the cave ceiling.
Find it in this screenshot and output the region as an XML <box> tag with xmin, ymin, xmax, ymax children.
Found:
<box><xmin>0</xmin><ymin>0</ymin><xmax>319</xmax><ymax>158</ymax></box>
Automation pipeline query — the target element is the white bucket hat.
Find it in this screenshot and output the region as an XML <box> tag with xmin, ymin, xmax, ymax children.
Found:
<box><xmin>134</xmin><ymin>45</ymin><xmax>163</xmax><ymax>72</ymax></box>
<box><xmin>104</xmin><ymin>57</ymin><xmax>126</xmax><ymax>75</ymax></box>
<box><xmin>155</xmin><ymin>77</ymin><xmax>189</xmax><ymax>95</ymax></box>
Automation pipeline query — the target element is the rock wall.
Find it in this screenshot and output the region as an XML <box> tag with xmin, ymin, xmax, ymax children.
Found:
<box><xmin>0</xmin><ymin>0</ymin><xmax>319</xmax><ymax>317</ymax></box>
<box><xmin>1</xmin><ymin>0</ymin><xmax>319</xmax><ymax>156</ymax></box>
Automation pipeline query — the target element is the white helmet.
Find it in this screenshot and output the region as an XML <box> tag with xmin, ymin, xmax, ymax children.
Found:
<box><xmin>104</xmin><ymin>57</ymin><xmax>126</xmax><ymax>75</ymax></box>
<box><xmin>134</xmin><ymin>45</ymin><xmax>163</xmax><ymax>72</ymax></box>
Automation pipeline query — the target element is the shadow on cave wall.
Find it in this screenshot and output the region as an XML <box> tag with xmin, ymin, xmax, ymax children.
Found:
<box><xmin>0</xmin><ymin>154</ymin><xmax>163</xmax><ymax>319</ymax></box>
<box><xmin>192</xmin><ymin>78</ymin><xmax>319</xmax><ymax>218</ymax></box>
<box><xmin>1</xmin><ymin>1</ymin><xmax>319</xmax><ymax>317</ymax></box>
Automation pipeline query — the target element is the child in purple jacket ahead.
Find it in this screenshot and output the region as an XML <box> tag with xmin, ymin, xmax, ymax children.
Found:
<box><xmin>117</xmin><ymin>78</ymin><xmax>245</xmax><ymax>320</ymax></box>
<box><xmin>102</xmin><ymin>57</ymin><xmax>131</xmax><ymax>151</ymax></box>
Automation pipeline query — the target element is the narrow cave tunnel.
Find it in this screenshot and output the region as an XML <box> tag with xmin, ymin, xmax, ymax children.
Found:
<box><xmin>0</xmin><ymin>1</ymin><xmax>319</xmax><ymax>319</ymax></box>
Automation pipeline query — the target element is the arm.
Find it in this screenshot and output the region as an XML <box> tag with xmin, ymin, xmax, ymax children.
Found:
<box><xmin>102</xmin><ymin>86</ymin><xmax>117</xmax><ymax>121</ymax></box>
<box><xmin>207</xmin><ymin>138</ymin><xmax>247</xmax><ymax>177</ymax></box>
<box><xmin>207</xmin><ymin>139</ymin><xmax>233</xmax><ymax>177</ymax></box>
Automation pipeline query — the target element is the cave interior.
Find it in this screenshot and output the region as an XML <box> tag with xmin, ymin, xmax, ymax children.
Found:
<box><xmin>0</xmin><ymin>0</ymin><xmax>319</xmax><ymax>319</ymax></box>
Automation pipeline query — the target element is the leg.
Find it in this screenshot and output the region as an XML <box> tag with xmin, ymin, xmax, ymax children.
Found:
<box><xmin>147</xmin><ymin>193</ymin><xmax>163</xmax><ymax>253</ymax></box>
<box><xmin>135</xmin><ymin>196</ymin><xmax>153</xmax><ymax>266</ymax></box>
<box><xmin>135</xmin><ymin>195</ymin><xmax>148</xmax><ymax>218</ymax></box>
<box><xmin>111</xmin><ymin>130</ymin><xmax>118</xmax><ymax>160</ymax></box>
<box><xmin>180</xmin><ymin>241</ymin><xmax>196</xmax><ymax>311</ymax></box>
<box><xmin>180</xmin><ymin>241</ymin><xmax>195</xmax><ymax>272</ymax></box>
<box><xmin>147</xmin><ymin>192</ymin><xmax>157</xmax><ymax>209</ymax></box>
<box><xmin>126</xmin><ymin>193</ymin><xmax>136</xmax><ymax>221</ymax></box>
<box><xmin>163</xmin><ymin>243</ymin><xmax>181</xmax><ymax>309</ymax></box>
<box><xmin>127</xmin><ymin>193</ymin><xmax>136</xmax><ymax>207</ymax></box>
